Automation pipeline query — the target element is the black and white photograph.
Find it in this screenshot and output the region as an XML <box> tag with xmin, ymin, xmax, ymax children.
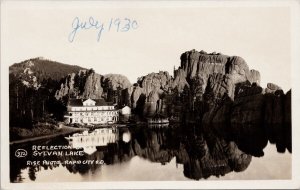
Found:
<box><xmin>1</xmin><ymin>0</ymin><xmax>300</xmax><ymax>189</ymax></box>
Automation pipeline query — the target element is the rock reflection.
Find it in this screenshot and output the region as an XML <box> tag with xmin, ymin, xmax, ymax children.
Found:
<box><xmin>11</xmin><ymin>122</ymin><xmax>286</xmax><ymax>182</ymax></box>
<box><xmin>175</xmin><ymin>127</ymin><xmax>251</xmax><ymax>180</ymax></box>
<box><xmin>128</xmin><ymin>125</ymin><xmax>252</xmax><ymax>180</ymax></box>
<box><xmin>133</xmin><ymin>126</ymin><xmax>176</xmax><ymax>165</ymax></box>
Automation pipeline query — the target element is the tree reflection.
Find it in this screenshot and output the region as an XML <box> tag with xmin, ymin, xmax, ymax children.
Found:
<box><xmin>10</xmin><ymin>121</ymin><xmax>288</xmax><ymax>182</ymax></box>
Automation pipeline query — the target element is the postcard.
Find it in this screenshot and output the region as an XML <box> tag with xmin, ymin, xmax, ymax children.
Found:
<box><xmin>1</xmin><ymin>0</ymin><xmax>300</xmax><ymax>189</ymax></box>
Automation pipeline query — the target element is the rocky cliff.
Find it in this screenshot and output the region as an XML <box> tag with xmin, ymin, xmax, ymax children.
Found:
<box><xmin>133</xmin><ymin>50</ymin><xmax>264</xmax><ymax>118</ymax></box>
<box><xmin>179</xmin><ymin>50</ymin><xmax>254</xmax><ymax>98</ymax></box>
<box><xmin>55</xmin><ymin>70</ymin><xmax>132</xmax><ymax>106</ymax></box>
<box><xmin>54</xmin><ymin>50</ymin><xmax>272</xmax><ymax>120</ymax></box>
<box><xmin>9</xmin><ymin>50</ymin><xmax>291</xmax><ymax>156</ymax></box>
<box><xmin>82</xmin><ymin>72</ymin><xmax>103</xmax><ymax>99</ymax></box>
<box><xmin>175</xmin><ymin>50</ymin><xmax>291</xmax><ymax>155</ymax></box>
<box><xmin>53</xmin><ymin>50</ymin><xmax>292</xmax><ymax>155</ymax></box>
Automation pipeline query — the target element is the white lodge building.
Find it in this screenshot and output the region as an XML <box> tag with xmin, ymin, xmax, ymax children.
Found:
<box><xmin>64</xmin><ymin>98</ymin><xmax>119</xmax><ymax>125</ymax></box>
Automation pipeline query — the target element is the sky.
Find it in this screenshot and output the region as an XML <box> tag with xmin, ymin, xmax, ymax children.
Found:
<box><xmin>1</xmin><ymin>1</ymin><xmax>291</xmax><ymax>92</ymax></box>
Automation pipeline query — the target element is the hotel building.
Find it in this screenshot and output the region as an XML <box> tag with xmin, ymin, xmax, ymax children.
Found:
<box><xmin>64</xmin><ymin>98</ymin><xmax>119</xmax><ymax>125</ymax></box>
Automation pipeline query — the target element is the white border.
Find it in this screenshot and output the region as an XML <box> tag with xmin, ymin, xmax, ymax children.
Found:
<box><xmin>1</xmin><ymin>0</ymin><xmax>300</xmax><ymax>189</ymax></box>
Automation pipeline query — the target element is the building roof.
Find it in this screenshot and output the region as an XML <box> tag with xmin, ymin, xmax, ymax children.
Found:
<box><xmin>68</xmin><ymin>99</ymin><xmax>83</xmax><ymax>106</ymax></box>
<box><xmin>94</xmin><ymin>99</ymin><xmax>114</xmax><ymax>106</ymax></box>
<box><xmin>68</xmin><ymin>98</ymin><xmax>114</xmax><ymax>106</ymax></box>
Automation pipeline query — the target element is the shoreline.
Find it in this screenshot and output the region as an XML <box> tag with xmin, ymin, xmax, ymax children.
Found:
<box><xmin>10</xmin><ymin>125</ymin><xmax>86</xmax><ymax>145</ymax></box>
<box><xmin>9</xmin><ymin>122</ymin><xmax>168</xmax><ymax>145</ymax></box>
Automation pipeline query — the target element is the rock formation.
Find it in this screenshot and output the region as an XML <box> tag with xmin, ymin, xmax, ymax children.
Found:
<box><xmin>55</xmin><ymin>70</ymin><xmax>132</xmax><ymax>107</ymax></box>
<box><xmin>130</xmin><ymin>71</ymin><xmax>173</xmax><ymax>116</ymax></box>
<box><xmin>176</xmin><ymin>50</ymin><xmax>291</xmax><ymax>155</ymax></box>
<box><xmin>131</xmin><ymin>85</ymin><xmax>144</xmax><ymax>109</ymax></box>
<box><xmin>82</xmin><ymin>72</ymin><xmax>103</xmax><ymax>99</ymax></box>
<box><xmin>55</xmin><ymin>71</ymin><xmax>87</xmax><ymax>100</ymax></box>
<box><xmin>10</xmin><ymin>49</ymin><xmax>292</xmax><ymax>157</ymax></box>
<box><xmin>102</xmin><ymin>74</ymin><xmax>131</xmax><ymax>91</ymax></box>
<box><xmin>248</xmin><ymin>69</ymin><xmax>261</xmax><ymax>85</ymax></box>
<box><xmin>137</xmin><ymin>71</ymin><xmax>172</xmax><ymax>96</ymax></box>
<box><xmin>172</xmin><ymin>68</ymin><xmax>189</xmax><ymax>92</ymax></box>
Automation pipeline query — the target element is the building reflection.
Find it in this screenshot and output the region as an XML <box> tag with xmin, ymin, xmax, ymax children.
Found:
<box><xmin>11</xmin><ymin>122</ymin><xmax>286</xmax><ymax>182</ymax></box>
<box><xmin>62</xmin><ymin>127</ymin><xmax>133</xmax><ymax>175</ymax></box>
<box><xmin>66</xmin><ymin>128</ymin><xmax>119</xmax><ymax>155</ymax></box>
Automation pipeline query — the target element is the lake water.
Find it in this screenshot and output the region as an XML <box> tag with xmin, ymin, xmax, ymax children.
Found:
<box><xmin>10</xmin><ymin>125</ymin><xmax>291</xmax><ymax>182</ymax></box>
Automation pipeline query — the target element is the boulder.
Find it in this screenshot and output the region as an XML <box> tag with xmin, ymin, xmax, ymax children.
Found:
<box><xmin>265</xmin><ymin>83</ymin><xmax>282</xmax><ymax>94</ymax></box>
<box><xmin>248</xmin><ymin>69</ymin><xmax>261</xmax><ymax>85</ymax></box>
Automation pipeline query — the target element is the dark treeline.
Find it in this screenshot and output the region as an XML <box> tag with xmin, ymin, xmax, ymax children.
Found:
<box><xmin>9</xmin><ymin>74</ymin><xmax>66</xmax><ymax>129</ymax></box>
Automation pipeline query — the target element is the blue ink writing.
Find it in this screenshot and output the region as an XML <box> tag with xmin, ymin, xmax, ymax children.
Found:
<box><xmin>68</xmin><ymin>17</ymin><xmax>139</xmax><ymax>43</ymax></box>
<box><xmin>68</xmin><ymin>17</ymin><xmax>104</xmax><ymax>42</ymax></box>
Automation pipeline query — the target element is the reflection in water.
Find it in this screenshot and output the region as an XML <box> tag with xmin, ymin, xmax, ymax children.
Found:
<box><xmin>122</xmin><ymin>131</ymin><xmax>131</xmax><ymax>143</ymax></box>
<box><xmin>66</xmin><ymin>128</ymin><xmax>119</xmax><ymax>155</ymax></box>
<box><xmin>10</xmin><ymin>124</ymin><xmax>289</xmax><ymax>182</ymax></box>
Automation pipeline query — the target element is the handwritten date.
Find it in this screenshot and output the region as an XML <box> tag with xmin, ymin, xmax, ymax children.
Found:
<box><xmin>68</xmin><ymin>16</ymin><xmax>138</xmax><ymax>42</ymax></box>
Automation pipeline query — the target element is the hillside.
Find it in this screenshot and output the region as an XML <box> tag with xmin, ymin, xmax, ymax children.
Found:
<box><xmin>9</xmin><ymin>57</ymin><xmax>85</xmax><ymax>82</ymax></box>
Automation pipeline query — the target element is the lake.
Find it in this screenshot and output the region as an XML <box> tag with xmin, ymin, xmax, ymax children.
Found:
<box><xmin>10</xmin><ymin>124</ymin><xmax>291</xmax><ymax>182</ymax></box>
